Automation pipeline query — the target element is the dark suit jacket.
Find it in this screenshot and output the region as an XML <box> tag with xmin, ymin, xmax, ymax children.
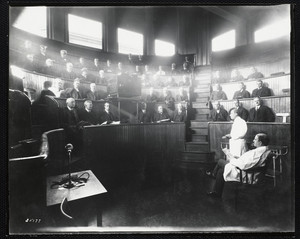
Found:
<box><xmin>86</xmin><ymin>90</ymin><xmax>101</xmax><ymax>101</ymax></box>
<box><xmin>248</xmin><ymin>105</ymin><xmax>275</xmax><ymax>122</ymax></box>
<box><xmin>233</xmin><ymin>90</ymin><xmax>251</xmax><ymax>99</ymax></box>
<box><xmin>61</xmin><ymin>71</ymin><xmax>77</xmax><ymax>80</ymax></box>
<box><xmin>61</xmin><ymin>107</ymin><xmax>80</xmax><ymax>127</ymax></box>
<box><xmin>171</xmin><ymin>110</ymin><xmax>187</xmax><ymax>122</ymax></box>
<box><xmin>153</xmin><ymin>112</ymin><xmax>169</xmax><ymax>122</ymax></box>
<box><xmin>237</xmin><ymin>106</ymin><xmax>249</xmax><ymax>121</ymax></box>
<box><xmin>78</xmin><ymin>109</ymin><xmax>98</xmax><ymax>125</ymax></box>
<box><xmin>137</xmin><ymin>111</ymin><xmax>152</xmax><ymax>123</ymax></box>
<box><xmin>64</xmin><ymin>88</ymin><xmax>84</xmax><ymax>100</ymax></box>
<box><xmin>100</xmin><ymin>111</ymin><xmax>118</xmax><ymax>123</ymax></box>
<box><xmin>210</xmin><ymin>108</ymin><xmax>229</xmax><ymax>121</ymax></box>
<box><xmin>251</xmin><ymin>87</ymin><xmax>272</xmax><ymax>98</ymax></box>
<box><xmin>210</xmin><ymin>90</ymin><xmax>228</xmax><ymax>101</ymax></box>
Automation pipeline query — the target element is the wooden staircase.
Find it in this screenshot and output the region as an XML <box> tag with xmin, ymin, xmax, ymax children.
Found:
<box><xmin>179</xmin><ymin>66</ymin><xmax>215</xmax><ymax>172</ymax></box>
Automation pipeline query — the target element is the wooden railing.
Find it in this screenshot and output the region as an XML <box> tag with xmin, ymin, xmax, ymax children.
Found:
<box><xmin>217</xmin><ymin>74</ymin><xmax>290</xmax><ymax>100</ymax></box>
<box><xmin>217</xmin><ymin>95</ymin><xmax>290</xmax><ymax>115</ymax></box>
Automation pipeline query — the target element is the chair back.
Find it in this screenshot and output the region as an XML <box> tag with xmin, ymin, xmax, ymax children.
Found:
<box><xmin>239</xmin><ymin>149</ymin><xmax>273</xmax><ymax>185</ymax></box>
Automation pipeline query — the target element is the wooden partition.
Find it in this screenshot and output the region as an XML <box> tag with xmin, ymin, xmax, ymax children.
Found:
<box><xmin>217</xmin><ymin>74</ymin><xmax>290</xmax><ymax>100</ymax></box>
<box><xmin>218</xmin><ymin>95</ymin><xmax>290</xmax><ymax>115</ymax></box>
<box><xmin>82</xmin><ymin>123</ymin><xmax>185</xmax><ymax>187</ymax></box>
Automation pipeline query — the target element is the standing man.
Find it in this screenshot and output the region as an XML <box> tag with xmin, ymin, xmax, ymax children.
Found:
<box><xmin>223</xmin><ymin>108</ymin><xmax>248</xmax><ymax>157</ymax></box>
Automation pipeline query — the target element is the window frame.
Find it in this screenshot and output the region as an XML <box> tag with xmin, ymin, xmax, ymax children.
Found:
<box><xmin>67</xmin><ymin>14</ymin><xmax>103</xmax><ymax>50</ymax></box>
<box><xmin>117</xmin><ymin>27</ymin><xmax>144</xmax><ymax>55</ymax></box>
<box><xmin>154</xmin><ymin>39</ymin><xmax>176</xmax><ymax>57</ymax></box>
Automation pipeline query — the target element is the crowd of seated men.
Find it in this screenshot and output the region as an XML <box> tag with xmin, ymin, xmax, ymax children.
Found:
<box><xmin>209</xmin><ymin>97</ymin><xmax>275</xmax><ymax>123</ymax></box>
<box><xmin>212</xmin><ymin>67</ymin><xmax>265</xmax><ymax>84</ymax></box>
<box><xmin>14</xmin><ymin>40</ymin><xmax>194</xmax><ymax>88</ymax></box>
<box><xmin>210</xmin><ymin>79</ymin><xmax>272</xmax><ymax>101</ymax></box>
<box><xmin>208</xmin><ymin>69</ymin><xmax>278</xmax><ymax>123</ymax></box>
<box><xmin>33</xmin><ymin>79</ymin><xmax>108</xmax><ymax>104</ymax></box>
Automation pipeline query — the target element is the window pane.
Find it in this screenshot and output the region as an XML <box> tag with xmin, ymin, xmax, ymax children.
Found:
<box><xmin>13</xmin><ymin>7</ymin><xmax>47</xmax><ymax>38</ymax></box>
<box><xmin>212</xmin><ymin>30</ymin><xmax>235</xmax><ymax>52</ymax></box>
<box><xmin>68</xmin><ymin>14</ymin><xmax>102</xmax><ymax>49</ymax></box>
<box><xmin>117</xmin><ymin>28</ymin><xmax>143</xmax><ymax>55</ymax></box>
<box><xmin>254</xmin><ymin>19</ymin><xmax>290</xmax><ymax>43</ymax></box>
<box><xmin>155</xmin><ymin>40</ymin><xmax>175</xmax><ymax>56</ymax></box>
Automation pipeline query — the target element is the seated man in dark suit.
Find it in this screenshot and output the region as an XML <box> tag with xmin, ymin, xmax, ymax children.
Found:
<box><xmin>248</xmin><ymin>97</ymin><xmax>275</xmax><ymax>122</ymax></box>
<box><xmin>104</xmin><ymin>60</ymin><xmax>114</xmax><ymax>73</ymax></box>
<box><xmin>57</xmin><ymin>49</ymin><xmax>70</xmax><ymax>66</ymax></box>
<box><xmin>86</xmin><ymin>83</ymin><xmax>101</xmax><ymax>101</ymax></box>
<box><xmin>207</xmin><ymin>133</ymin><xmax>270</xmax><ymax>198</ymax></box>
<box><xmin>230</xmin><ymin>69</ymin><xmax>244</xmax><ymax>82</ymax></box>
<box><xmin>137</xmin><ymin>102</ymin><xmax>152</xmax><ymax>123</ymax></box>
<box><xmin>170</xmin><ymin>63</ymin><xmax>179</xmax><ymax>76</ymax></box>
<box><xmin>100</xmin><ymin>102</ymin><xmax>119</xmax><ymax>124</ymax></box>
<box><xmin>146</xmin><ymin>87</ymin><xmax>158</xmax><ymax>103</ymax></box>
<box><xmin>61</xmin><ymin>62</ymin><xmax>77</xmax><ymax>80</ymax></box>
<box><xmin>160</xmin><ymin>87</ymin><xmax>175</xmax><ymax>111</ymax></box>
<box><xmin>91</xmin><ymin>58</ymin><xmax>102</xmax><ymax>72</ymax></box>
<box><xmin>251</xmin><ymin>79</ymin><xmax>272</xmax><ymax>98</ymax></box>
<box><xmin>210</xmin><ymin>83</ymin><xmax>228</xmax><ymax>101</ymax></box>
<box><xmin>176</xmin><ymin>87</ymin><xmax>189</xmax><ymax>103</ymax></box>
<box><xmin>209</xmin><ymin>101</ymin><xmax>229</xmax><ymax>122</ymax></box>
<box><xmin>79</xmin><ymin>67</ymin><xmax>93</xmax><ymax>82</ymax></box>
<box><xmin>171</xmin><ymin>103</ymin><xmax>187</xmax><ymax>122</ymax></box>
<box><xmin>78</xmin><ymin>100</ymin><xmax>98</xmax><ymax>125</ymax></box>
<box><xmin>233</xmin><ymin>82</ymin><xmax>251</xmax><ymax>99</ymax></box>
<box><xmin>42</xmin><ymin>59</ymin><xmax>57</xmax><ymax>77</ymax></box>
<box><xmin>153</xmin><ymin>105</ymin><xmax>170</xmax><ymax>123</ymax></box>
<box><xmin>63</xmin><ymin>78</ymin><xmax>84</xmax><ymax>99</ymax></box>
<box><xmin>247</xmin><ymin>67</ymin><xmax>264</xmax><ymax>80</ymax></box>
<box><xmin>233</xmin><ymin>99</ymin><xmax>249</xmax><ymax>122</ymax></box>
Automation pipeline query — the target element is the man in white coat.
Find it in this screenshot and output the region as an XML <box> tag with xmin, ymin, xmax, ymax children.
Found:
<box><xmin>207</xmin><ymin>133</ymin><xmax>270</xmax><ymax>198</ymax></box>
<box><xmin>223</xmin><ymin>108</ymin><xmax>248</xmax><ymax>157</ymax></box>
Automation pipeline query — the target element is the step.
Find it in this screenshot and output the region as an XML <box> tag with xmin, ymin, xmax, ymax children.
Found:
<box><xmin>192</xmin><ymin>102</ymin><xmax>209</xmax><ymax>108</ymax></box>
<box><xmin>191</xmin><ymin>121</ymin><xmax>209</xmax><ymax>127</ymax></box>
<box><xmin>180</xmin><ymin>151</ymin><xmax>213</xmax><ymax>162</ymax></box>
<box><xmin>195</xmin><ymin>108</ymin><xmax>210</xmax><ymax>114</ymax></box>
<box><xmin>194</xmin><ymin>92</ymin><xmax>211</xmax><ymax>98</ymax></box>
<box><xmin>194</xmin><ymin>88</ymin><xmax>211</xmax><ymax>93</ymax></box>
<box><xmin>195</xmin><ymin>114</ymin><xmax>209</xmax><ymax>121</ymax></box>
<box><xmin>191</xmin><ymin>134</ymin><xmax>208</xmax><ymax>142</ymax></box>
<box><xmin>185</xmin><ymin>142</ymin><xmax>209</xmax><ymax>152</ymax></box>
<box><xmin>191</xmin><ymin>127</ymin><xmax>208</xmax><ymax>135</ymax></box>
<box><xmin>195</xmin><ymin>97</ymin><xmax>209</xmax><ymax>103</ymax></box>
<box><xmin>194</xmin><ymin>78</ymin><xmax>211</xmax><ymax>85</ymax></box>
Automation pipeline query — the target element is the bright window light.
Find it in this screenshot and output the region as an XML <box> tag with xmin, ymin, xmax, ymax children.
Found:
<box><xmin>68</xmin><ymin>14</ymin><xmax>102</xmax><ymax>49</ymax></box>
<box><xmin>117</xmin><ymin>28</ymin><xmax>143</xmax><ymax>55</ymax></box>
<box><xmin>254</xmin><ymin>19</ymin><xmax>290</xmax><ymax>43</ymax></box>
<box><xmin>212</xmin><ymin>30</ymin><xmax>236</xmax><ymax>52</ymax></box>
<box><xmin>13</xmin><ymin>7</ymin><xmax>47</xmax><ymax>37</ymax></box>
<box><xmin>155</xmin><ymin>40</ymin><xmax>175</xmax><ymax>56</ymax></box>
